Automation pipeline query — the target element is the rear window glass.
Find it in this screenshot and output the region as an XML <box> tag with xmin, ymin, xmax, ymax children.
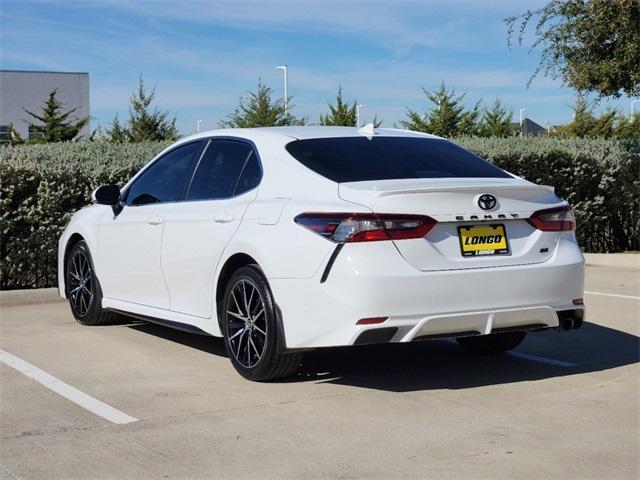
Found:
<box><xmin>285</xmin><ymin>137</ymin><xmax>510</xmax><ymax>182</ymax></box>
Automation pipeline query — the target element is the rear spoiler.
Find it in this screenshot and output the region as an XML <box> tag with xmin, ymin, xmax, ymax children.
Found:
<box><xmin>339</xmin><ymin>181</ymin><xmax>556</xmax><ymax>198</ymax></box>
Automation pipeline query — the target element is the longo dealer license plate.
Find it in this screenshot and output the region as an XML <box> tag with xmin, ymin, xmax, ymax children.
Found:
<box><xmin>458</xmin><ymin>224</ymin><xmax>509</xmax><ymax>257</ymax></box>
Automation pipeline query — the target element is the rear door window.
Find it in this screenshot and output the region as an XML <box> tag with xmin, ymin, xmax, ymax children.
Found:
<box><xmin>285</xmin><ymin>137</ymin><xmax>511</xmax><ymax>182</ymax></box>
<box><xmin>187</xmin><ymin>140</ymin><xmax>257</xmax><ymax>201</ymax></box>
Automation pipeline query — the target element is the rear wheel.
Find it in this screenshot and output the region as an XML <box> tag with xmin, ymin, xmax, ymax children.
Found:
<box><xmin>456</xmin><ymin>331</ymin><xmax>526</xmax><ymax>355</ymax></box>
<box><xmin>66</xmin><ymin>240</ymin><xmax>118</xmax><ymax>326</ymax></box>
<box><xmin>222</xmin><ymin>265</ymin><xmax>301</xmax><ymax>381</ymax></box>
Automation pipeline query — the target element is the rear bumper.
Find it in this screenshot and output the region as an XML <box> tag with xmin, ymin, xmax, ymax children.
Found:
<box><xmin>270</xmin><ymin>236</ymin><xmax>585</xmax><ymax>349</ymax></box>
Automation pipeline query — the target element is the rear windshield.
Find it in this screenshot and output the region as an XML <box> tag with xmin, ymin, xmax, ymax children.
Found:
<box><xmin>285</xmin><ymin>136</ymin><xmax>511</xmax><ymax>182</ymax></box>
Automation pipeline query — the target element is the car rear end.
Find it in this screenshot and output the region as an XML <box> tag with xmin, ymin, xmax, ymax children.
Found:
<box><xmin>270</xmin><ymin>132</ymin><xmax>585</xmax><ymax>349</ymax></box>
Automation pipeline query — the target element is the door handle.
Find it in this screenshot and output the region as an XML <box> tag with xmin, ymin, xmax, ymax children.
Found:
<box><xmin>214</xmin><ymin>213</ymin><xmax>234</xmax><ymax>224</ymax></box>
<box><xmin>147</xmin><ymin>215</ymin><xmax>164</xmax><ymax>225</ymax></box>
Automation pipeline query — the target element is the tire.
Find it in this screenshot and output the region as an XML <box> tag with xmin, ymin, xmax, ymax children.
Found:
<box><xmin>65</xmin><ymin>240</ymin><xmax>118</xmax><ymax>326</ymax></box>
<box><xmin>456</xmin><ymin>331</ymin><xmax>527</xmax><ymax>355</ymax></box>
<box><xmin>221</xmin><ymin>265</ymin><xmax>301</xmax><ymax>381</ymax></box>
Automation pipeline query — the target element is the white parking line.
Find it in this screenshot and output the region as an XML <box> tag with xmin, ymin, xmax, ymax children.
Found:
<box><xmin>585</xmin><ymin>290</ymin><xmax>640</xmax><ymax>301</ymax></box>
<box><xmin>0</xmin><ymin>350</ymin><xmax>138</xmax><ymax>425</ymax></box>
<box><xmin>507</xmin><ymin>351</ymin><xmax>576</xmax><ymax>367</ymax></box>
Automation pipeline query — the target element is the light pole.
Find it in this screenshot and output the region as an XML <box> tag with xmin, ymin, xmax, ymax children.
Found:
<box><xmin>631</xmin><ymin>99</ymin><xmax>639</xmax><ymax>116</ymax></box>
<box><xmin>519</xmin><ymin>108</ymin><xmax>527</xmax><ymax>137</ymax></box>
<box><xmin>276</xmin><ymin>65</ymin><xmax>288</xmax><ymax>120</ymax></box>
<box><xmin>356</xmin><ymin>104</ymin><xmax>366</xmax><ymax>127</ymax></box>
<box><xmin>196</xmin><ymin>119</ymin><xmax>203</xmax><ymax>133</ymax></box>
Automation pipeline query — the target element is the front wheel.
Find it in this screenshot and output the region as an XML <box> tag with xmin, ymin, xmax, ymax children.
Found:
<box><xmin>65</xmin><ymin>240</ymin><xmax>118</xmax><ymax>326</ymax></box>
<box><xmin>456</xmin><ymin>331</ymin><xmax>527</xmax><ymax>355</ymax></box>
<box><xmin>221</xmin><ymin>265</ymin><xmax>301</xmax><ymax>381</ymax></box>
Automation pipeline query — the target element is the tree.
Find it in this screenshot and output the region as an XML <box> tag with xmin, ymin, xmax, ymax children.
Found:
<box><xmin>219</xmin><ymin>81</ymin><xmax>304</xmax><ymax>128</ymax></box>
<box><xmin>108</xmin><ymin>76</ymin><xmax>179</xmax><ymax>142</ymax></box>
<box><xmin>320</xmin><ymin>87</ymin><xmax>357</xmax><ymax>126</ymax></box>
<box><xmin>505</xmin><ymin>0</ymin><xmax>640</xmax><ymax>98</ymax></box>
<box><xmin>478</xmin><ymin>98</ymin><xmax>515</xmax><ymax>137</ymax></box>
<box><xmin>400</xmin><ymin>82</ymin><xmax>479</xmax><ymax>137</ymax></box>
<box><xmin>613</xmin><ymin>113</ymin><xmax>640</xmax><ymax>139</ymax></box>
<box><xmin>553</xmin><ymin>96</ymin><xmax>616</xmax><ymax>137</ymax></box>
<box><xmin>22</xmin><ymin>89</ymin><xmax>89</xmax><ymax>142</ymax></box>
<box><xmin>1</xmin><ymin>123</ymin><xmax>24</xmax><ymax>145</ymax></box>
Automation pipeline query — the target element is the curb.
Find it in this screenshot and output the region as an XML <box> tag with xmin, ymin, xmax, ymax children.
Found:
<box><xmin>0</xmin><ymin>288</ymin><xmax>63</xmax><ymax>307</ymax></box>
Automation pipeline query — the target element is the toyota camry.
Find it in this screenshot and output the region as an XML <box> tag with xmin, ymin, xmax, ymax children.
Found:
<box><xmin>58</xmin><ymin>126</ymin><xmax>585</xmax><ymax>381</ymax></box>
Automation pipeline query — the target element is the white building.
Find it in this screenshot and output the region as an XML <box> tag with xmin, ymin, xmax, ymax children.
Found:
<box><xmin>0</xmin><ymin>70</ymin><xmax>90</xmax><ymax>142</ymax></box>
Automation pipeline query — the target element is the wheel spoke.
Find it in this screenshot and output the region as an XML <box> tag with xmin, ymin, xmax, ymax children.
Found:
<box><xmin>231</xmin><ymin>291</ymin><xmax>243</xmax><ymax>316</ymax></box>
<box><xmin>227</xmin><ymin>310</ymin><xmax>246</xmax><ymax>321</ymax></box>
<box><xmin>249</xmin><ymin>336</ymin><xmax>260</xmax><ymax>358</ymax></box>
<box><xmin>253</xmin><ymin>324</ymin><xmax>266</xmax><ymax>336</ymax></box>
<box><xmin>234</xmin><ymin>329</ymin><xmax>247</xmax><ymax>359</ymax></box>
<box><xmin>228</xmin><ymin>327</ymin><xmax>245</xmax><ymax>341</ymax></box>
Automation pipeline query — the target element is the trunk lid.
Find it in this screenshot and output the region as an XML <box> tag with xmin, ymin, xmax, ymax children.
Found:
<box><xmin>339</xmin><ymin>177</ymin><xmax>565</xmax><ymax>271</ymax></box>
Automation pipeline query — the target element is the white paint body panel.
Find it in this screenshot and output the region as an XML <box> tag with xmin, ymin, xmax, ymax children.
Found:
<box><xmin>58</xmin><ymin>127</ymin><xmax>585</xmax><ymax>348</ymax></box>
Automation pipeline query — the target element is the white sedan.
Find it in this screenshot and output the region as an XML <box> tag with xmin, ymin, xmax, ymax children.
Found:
<box><xmin>58</xmin><ymin>126</ymin><xmax>585</xmax><ymax>381</ymax></box>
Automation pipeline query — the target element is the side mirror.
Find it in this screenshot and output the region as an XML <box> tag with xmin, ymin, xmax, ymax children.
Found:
<box><xmin>93</xmin><ymin>185</ymin><xmax>120</xmax><ymax>206</ymax></box>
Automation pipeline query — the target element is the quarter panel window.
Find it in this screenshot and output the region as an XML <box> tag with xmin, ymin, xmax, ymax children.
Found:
<box><xmin>187</xmin><ymin>140</ymin><xmax>254</xmax><ymax>201</ymax></box>
<box><xmin>234</xmin><ymin>151</ymin><xmax>262</xmax><ymax>196</ymax></box>
<box><xmin>126</xmin><ymin>141</ymin><xmax>203</xmax><ymax>206</ymax></box>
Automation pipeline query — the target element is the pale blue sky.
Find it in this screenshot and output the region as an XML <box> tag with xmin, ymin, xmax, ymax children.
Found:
<box><xmin>1</xmin><ymin>0</ymin><xmax>635</xmax><ymax>134</ymax></box>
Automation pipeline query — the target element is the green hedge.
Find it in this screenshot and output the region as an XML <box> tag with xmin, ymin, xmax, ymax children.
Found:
<box><xmin>1</xmin><ymin>138</ymin><xmax>638</xmax><ymax>289</ymax></box>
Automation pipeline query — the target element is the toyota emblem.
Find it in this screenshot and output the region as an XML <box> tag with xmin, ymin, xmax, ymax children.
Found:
<box><xmin>478</xmin><ymin>194</ymin><xmax>497</xmax><ymax>210</ymax></box>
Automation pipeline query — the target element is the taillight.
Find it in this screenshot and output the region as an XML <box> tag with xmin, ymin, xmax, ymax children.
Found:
<box><xmin>294</xmin><ymin>213</ymin><xmax>437</xmax><ymax>243</ymax></box>
<box><xmin>528</xmin><ymin>205</ymin><xmax>576</xmax><ymax>231</ymax></box>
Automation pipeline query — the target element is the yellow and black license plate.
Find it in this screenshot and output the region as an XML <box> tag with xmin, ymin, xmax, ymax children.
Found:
<box><xmin>458</xmin><ymin>224</ymin><xmax>509</xmax><ymax>257</ymax></box>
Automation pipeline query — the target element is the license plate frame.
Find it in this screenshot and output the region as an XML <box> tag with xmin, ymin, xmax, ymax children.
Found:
<box><xmin>458</xmin><ymin>224</ymin><xmax>510</xmax><ymax>257</ymax></box>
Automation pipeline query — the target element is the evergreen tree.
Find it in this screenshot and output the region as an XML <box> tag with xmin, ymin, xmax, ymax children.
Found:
<box><xmin>320</xmin><ymin>87</ymin><xmax>357</xmax><ymax>126</ymax></box>
<box><xmin>23</xmin><ymin>89</ymin><xmax>89</xmax><ymax>142</ymax></box>
<box><xmin>108</xmin><ymin>76</ymin><xmax>179</xmax><ymax>142</ymax></box>
<box><xmin>219</xmin><ymin>81</ymin><xmax>304</xmax><ymax>128</ymax></box>
<box><xmin>400</xmin><ymin>82</ymin><xmax>478</xmax><ymax>137</ymax></box>
<box><xmin>478</xmin><ymin>98</ymin><xmax>515</xmax><ymax>137</ymax></box>
<box><xmin>370</xmin><ymin>115</ymin><xmax>383</xmax><ymax>128</ymax></box>
<box><xmin>2</xmin><ymin>123</ymin><xmax>24</xmax><ymax>145</ymax></box>
<box><xmin>613</xmin><ymin>113</ymin><xmax>640</xmax><ymax>139</ymax></box>
<box><xmin>554</xmin><ymin>96</ymin><xmax>616</xmax><ymax>138</ymax></box>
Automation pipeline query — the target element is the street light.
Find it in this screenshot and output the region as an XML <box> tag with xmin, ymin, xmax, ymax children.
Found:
<box><xmin>356</xmin><ymin>104</ymin><xmax>366</xmax><ymax>127</ymax></box>
<box><xmin>519</xmin><ymin>108</ymin><xmax>527</xmax><ymax>137</ymax></box>
<box><xmin>275</xmin><ymin>65</ymin><xmax>288</xmax><ymax>119</ymax></box>
<box><xmin>631</xmin><ymin>99</ymin><xmax>639</xmax><ymax>116</ymax></box>
<box><xmin>196</xmin><ymin>119</ymin><xmax>203</xmax><ymax>133</ymax></box>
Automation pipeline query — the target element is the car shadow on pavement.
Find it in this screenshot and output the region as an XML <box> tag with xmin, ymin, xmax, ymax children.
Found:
<box><xmin>130</xmin><ymin>321</ymin><xmax>639</xmax><ymax>392</ymax></box>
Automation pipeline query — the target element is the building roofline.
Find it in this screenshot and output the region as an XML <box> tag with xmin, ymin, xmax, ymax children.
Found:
<box><xmin>0</xmin><ymin>69</ymin><xmax>89</xmax><ymax>76</ymax></box>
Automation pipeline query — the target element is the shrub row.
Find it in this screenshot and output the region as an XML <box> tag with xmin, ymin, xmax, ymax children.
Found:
<box><xmin>1</xmin><ymin>137</ymin><xmax>638</xmax><ymax>289</ymax></box>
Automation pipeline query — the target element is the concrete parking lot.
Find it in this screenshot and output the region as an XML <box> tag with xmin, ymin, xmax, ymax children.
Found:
<box><xmin>1</xmin><ymin>254</ymin><xmax>638</xmax><ymax>479</ymax></box>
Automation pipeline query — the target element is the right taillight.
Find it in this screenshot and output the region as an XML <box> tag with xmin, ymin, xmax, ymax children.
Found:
<box><xmin>528</xmin><ymin>205</ymin><xmax>575</xmax><ymax>231</ymax></box>
<box><xmin>294</xmin><ymin>212</ymin><xmax>437</xmax><ymax>243</ymax></box>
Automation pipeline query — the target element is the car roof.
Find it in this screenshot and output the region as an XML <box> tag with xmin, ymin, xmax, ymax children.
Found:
<box><xmin>178</xmin><ymin>126</ymin><xmax>442</xmax><ymax>144</ymax></box>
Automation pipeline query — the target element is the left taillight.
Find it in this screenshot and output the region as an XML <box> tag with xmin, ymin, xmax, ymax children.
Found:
<box><xmin>528</xmin><ymin>205</ymin><xmax>576</xmax><ymax>231</ymax></box>
<box><xmin>294</xmin><ymin>213</ymin><xmax>437</xmax><ymax>243</ymax></box>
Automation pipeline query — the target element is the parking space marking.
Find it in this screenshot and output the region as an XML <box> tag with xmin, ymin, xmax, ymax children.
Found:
<box><xmin>585</xmin><ymin>290</ymin><xmax>640</xmax><ymax>301</ymax></box>
<box><xmin>0</xmin><ymin>350</ymin><xmax>138</xmax><ymax>425</ymax></box>
<box><xmin>507</xmin><ymin>351</ymin><xmax>576</xmax><ymax>367</ymax></box>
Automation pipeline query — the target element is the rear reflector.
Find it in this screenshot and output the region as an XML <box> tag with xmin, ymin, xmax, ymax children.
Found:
<box><xmin>295</xmin><ymin>213</ymin><xmax>437</xmax><ymax>243</ymax></box>
<box><xmin>356</xmin><ymin>317</ymin><xmax>388</xmax><ymax>325</ymax></box>
<box><xmin>528</xmin><ymin>205</ymin><xmax>576</xmax><ymax>232</ymax></box>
